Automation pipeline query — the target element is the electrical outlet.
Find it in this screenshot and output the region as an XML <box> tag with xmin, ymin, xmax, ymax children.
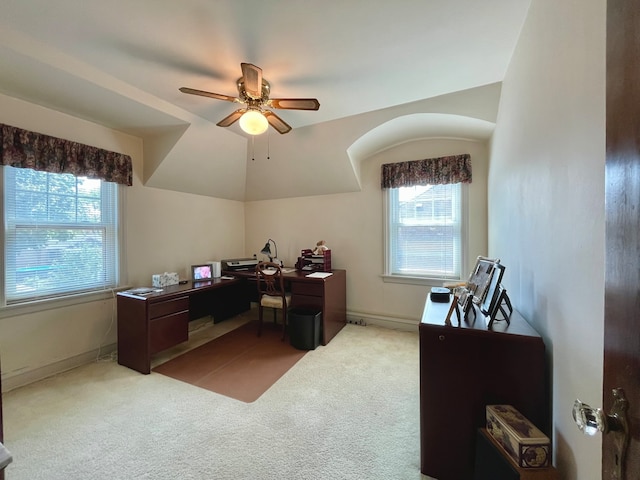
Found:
<box><xmin>347</xmin><ymin>318</ymin><xmax>367</xmax><ymax>326</ymax></box>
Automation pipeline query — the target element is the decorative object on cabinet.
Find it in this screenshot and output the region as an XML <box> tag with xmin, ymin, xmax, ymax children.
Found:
<box><xmin>486</xmin><ymin>405</ymin><xmax>551</xmax><ymax>469</ymax></box>
<box><xmin>480</xmin><ymin>262</ymin><xmax>505</xmax><ymax>316</ymax></box>
<box><xmin>487</xmin><ymin>285</ymin><xmax>514</xmax><ymax>329</ymax></box>
<box><xmin>444</xmin><ymin>292</ymin><xmax>461</xmax><ymax>325</ymax></box>
<box><xmin>430</xmin><ymin>286</ymin><xmax>450</xmax><ymax>303</ymax></box>
<box><xmin>466</xmin><ymin>256</ymin><xmax>500</xmax><ymax>305</ymax></box>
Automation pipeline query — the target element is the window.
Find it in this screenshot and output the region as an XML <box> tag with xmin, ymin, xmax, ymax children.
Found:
<box><xmin>2</xmin><ymin>166</ymin><xmax>120</xmax><ymax>305</ymax></box>
<box><xmin>385</xmin><ymin>183</ymin><xmax>465</xmax><ymax>281</ymax></box>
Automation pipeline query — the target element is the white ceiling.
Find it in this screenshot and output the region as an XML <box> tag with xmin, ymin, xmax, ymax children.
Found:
<box><xmin>0</xmin><ymin>0</ymin><xmax>531</xmax><ymax>201</ymax></box>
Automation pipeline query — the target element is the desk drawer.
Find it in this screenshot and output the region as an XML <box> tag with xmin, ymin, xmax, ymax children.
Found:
<box><xmin>149</xmin><ymin>296</ymin><xmax>189</xmax><ymax>319</ymax></box>
<box><xmin>292</xmin><ymin>294</ymin><xmax>323</xmax><ymax>309</ymax></box>
<box><xmin>291</xmin><ymin>282</ymin><xmax>324</xmax><ymax>297</ymax></box>
<box><xmin>149</xmin><ymin>311</ymin><xmax>188</xmax><ymax>354</ymax></box>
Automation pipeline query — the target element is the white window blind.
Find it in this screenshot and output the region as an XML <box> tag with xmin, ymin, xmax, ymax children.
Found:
<box><xmin>4</xmin><ymin>166</ymin><xmax>119</xmax><ymax>304</ymax></box>
<box><xmin>386</xmin><ymin>183</ymin><xmax>463</xmax><ymax>280</ymax></box>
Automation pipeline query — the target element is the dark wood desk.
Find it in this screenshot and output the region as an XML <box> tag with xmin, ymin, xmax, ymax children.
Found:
<box><xmin>226</xmin><ymin>268</ymin><xmax>347</xmax><ymax>345</ymax></box>
<box><xmin>117</xmin><ymin>278</ymin><xmax>248</xmax><ymax>374</ymax></box>
<box><xmin>419</xmin><ymin>296</ymin><xmax>548</xmax><ymax>480</ymax></box>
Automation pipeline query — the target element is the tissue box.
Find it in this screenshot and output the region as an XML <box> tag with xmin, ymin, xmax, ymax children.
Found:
<box><xmin>151</xmin><ymin>272</ymin><xmax>179</xmax><ymax>287</ymax></box>
<box><xmin>486</xmin><ymin>405</ymin><xmax>550</xmax><ymax>468</ymax></box>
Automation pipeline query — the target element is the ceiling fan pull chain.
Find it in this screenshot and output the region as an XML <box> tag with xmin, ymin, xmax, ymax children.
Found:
<box><xmin>267</xmin><ymin>130</ymin><xmax>270</xmax><ymax>160</ymax></box>
<box><xmin>251</xmin><ymin>135</ymin><xmax>255</xmax><ymax>161</ymax></box>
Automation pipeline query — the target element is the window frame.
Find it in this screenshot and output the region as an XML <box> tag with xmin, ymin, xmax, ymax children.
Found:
<box><xmin>0</xmin><ymin>166</ymin><xmax>126</xmax><ymax>315</ymax></box>
<box><xmin>382</xmin><ymin>182</ymin><xmax>468</xmax><ymax>286</ymax></box>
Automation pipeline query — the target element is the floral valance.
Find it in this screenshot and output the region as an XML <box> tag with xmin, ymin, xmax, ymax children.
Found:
<box><xmin>0</xmin><ymin>123</ymin><xmax>133</xmax><ymax>186</ymax></box>
<box><xmin>381</xmin><ymin>154</ymin><xmax>472</xmax><ymax>189</ymax></box>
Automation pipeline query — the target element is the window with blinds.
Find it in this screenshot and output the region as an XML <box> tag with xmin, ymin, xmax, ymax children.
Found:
<box><xmin>386</xmin><ymin>183</ymin><xmax>463</xmax><ymax>280</ymax></box>
<box><xmin>3</xmin><ymin>166</ymin><xmax>119</xmax><ymax>304</ymax></box>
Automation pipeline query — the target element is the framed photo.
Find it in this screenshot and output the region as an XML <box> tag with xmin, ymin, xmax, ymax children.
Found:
<box><xmin>480</xmin><ymin>263</ymin><xmax>505</xmax><ymax>317</ymax></box>
<box><xmin>456</xmin><ymin>286</ymin><xmax>474</xmax><ymax>319</ymax></box>
<box><xmin>487</xmin><ymin>285</ymin><xmax>513</xmax><ymax>329</ymax></box>
<box><xmin>466</xmin><ymin>256</ymin><xmax>499</xmax><ymax>305</ymax></box>
<box><xmin>191</xmin><ymin>264</ymin><xmax>213</xmax><ymax>282</ymax></box>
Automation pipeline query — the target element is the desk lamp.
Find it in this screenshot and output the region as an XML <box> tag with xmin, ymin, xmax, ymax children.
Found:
<box><xmin>261</xmin><ymin>239</ymin><xmax>283</xmax><ymax>266</ymax></box>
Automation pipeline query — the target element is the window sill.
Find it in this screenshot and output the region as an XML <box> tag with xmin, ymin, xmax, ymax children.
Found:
<box><xmin>0</xmin><ymin>287</ymin><xmax>129</xmax><ymax>319</ymax></box>
<box><xmin>381</xmin><ymin>274</ymin><xmax>454</xmax><ymax>287</ymax></box>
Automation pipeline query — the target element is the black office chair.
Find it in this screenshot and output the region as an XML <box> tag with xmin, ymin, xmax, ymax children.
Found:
<box><xmin>255</xmin><ymin>261</ymin><xmax>291</xmax><ymax>340</ymax></box>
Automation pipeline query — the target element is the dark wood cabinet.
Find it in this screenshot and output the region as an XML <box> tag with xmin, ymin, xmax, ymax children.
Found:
<box><xmin>420</xmin><ymin>296</ymin><xmax>548</xmax><ymax>480</ymax></box>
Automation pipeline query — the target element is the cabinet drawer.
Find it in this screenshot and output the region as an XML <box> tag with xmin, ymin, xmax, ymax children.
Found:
<box><xmin>291</xmin><ymin>282</ymin><xmax>324</xmax><ymax>297</ymax></box>
<box><xmin>292</xmin><ymin>294</ymin><xmax>323</xmax><ymax>309</ymax></box>
<box><xmin>149</xmin><ymin>311</ymin><xmax>188</xmax><ymax>354</ymax></box>
<box><xmin>149</xmin><ymin>296</ymin><xmax>189</xmax><ymax>319</ymax></box>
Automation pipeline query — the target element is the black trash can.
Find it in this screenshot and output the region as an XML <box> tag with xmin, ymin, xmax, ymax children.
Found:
<box><xmin>288</xmin><ymin>307</ymin><xmax>321</xmax><ymax>350</ymax></box>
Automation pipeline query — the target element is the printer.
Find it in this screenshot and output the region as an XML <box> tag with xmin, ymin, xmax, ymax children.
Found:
<box><xmin>221</xmin><ymin>257</ymin><xmax>259</xmax><ymax>271</ymax></box>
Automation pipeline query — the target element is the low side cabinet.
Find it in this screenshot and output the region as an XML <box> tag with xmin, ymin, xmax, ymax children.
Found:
<box><xmin>419</xmin><ymin>296</ymin><xmax>548</xmax><ymax>480</ymax></box>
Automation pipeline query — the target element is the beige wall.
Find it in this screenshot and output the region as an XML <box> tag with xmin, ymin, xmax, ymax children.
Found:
<box><xmin>245</xmin><ymin>138</ymin><xmax>489</xmax><ymax>326</ymax></box>
<box><xmin>0</xmin><ymin>94</ymin><xmax>490</xmax><ymax>388</ymax></box>
<box><xmin>490</xmin><ymin>1</ymin><xmax>606</xmax><ymax>478</ymax></box>
<box><xmin>0</xmin><ymin>94</ymin><xmax>245</xmax><ymax>389</ymax></box>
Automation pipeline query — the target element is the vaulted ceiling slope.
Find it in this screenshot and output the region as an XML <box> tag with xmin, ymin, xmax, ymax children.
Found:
<box><xmin>0</xmin><ymin>1</ymin><xmax>530</xmax><ymax>201</ymax></box>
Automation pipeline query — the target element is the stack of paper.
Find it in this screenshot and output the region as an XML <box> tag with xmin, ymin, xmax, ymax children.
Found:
<box><xmin>305</xmin><ymin>272</ymin><xmax>333</xmax><ymax>279</ymax></box>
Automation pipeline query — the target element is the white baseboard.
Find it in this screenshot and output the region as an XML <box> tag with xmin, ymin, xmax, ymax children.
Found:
<box><xmin>3</xmin><ymin>343</ymin><xmax>117</xmax><ymax>392</ymax></box>
<box><xmin>3</xmin><ymin>311</ymin><xmax>417</xmax><ymax>392</ymax></box>
<box><xmin>346</xmin><ymin>310</ymin><xmax>419</xmax><ymax>332</ymax></box>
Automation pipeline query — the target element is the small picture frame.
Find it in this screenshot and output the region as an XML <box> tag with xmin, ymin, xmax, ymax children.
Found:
<box><xmin>466</xmin><ymin>256</ymin><xmax>499</xmax><ymax>305</ymax></box>
<box><xmin>487</xmin><ymin>285</ymin><xmax>512</xmax><ymax>329</ymax></box>
<box><xmin>191</xmin><ymin>264</ymin><xmax>213</xmax><ymax>282</ymax></box>
<box><xmin>456</xmin><ymin>287</ymin><xmax>475</xmax><ymax>320</ymax></box>
<box><xmin>480</xmin><ymin>263</ymin><xmax>505</xmax><ymax>317</ymax></box>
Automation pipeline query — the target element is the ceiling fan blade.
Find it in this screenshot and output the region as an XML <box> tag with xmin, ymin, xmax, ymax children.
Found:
<box><xmin>268</xmin><ymin>98</ymin><xmax>320</xmax><ymax>111</ymax></box>
<box><xmin>179</xmin><ymin>87</ymin><xmax>238</xmax><ymax>103</ymax></box>
<box><xmin>264</xmin><ymin>111</ymin><xmax>292</xmax><ymax>134</ymax></box>
<box><xmin>241</xmin><ymin>63</ymin><xmax>263</xmax><ymax>100</ymax></box>
<box><xmin>217</xmin><ymin>109</ymin><xmax>245</xmax><ymax>127</ymax></box>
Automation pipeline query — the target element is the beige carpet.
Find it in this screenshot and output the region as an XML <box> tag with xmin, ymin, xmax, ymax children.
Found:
<box><xmin>2</xmin><ymin>311</ymin><xmax>423</xmax><ymax>480</ymax></box>
<box><xmin>152</xmin><ymin>320</ymin><xmax>307</xmax><ymax>403</ymax></box>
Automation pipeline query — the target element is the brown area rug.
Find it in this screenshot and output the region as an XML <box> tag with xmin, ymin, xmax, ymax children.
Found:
<box><xmin>152</xmin><ymin>320</ymin><xmax>307</xmax><ymax>403</ymax></box>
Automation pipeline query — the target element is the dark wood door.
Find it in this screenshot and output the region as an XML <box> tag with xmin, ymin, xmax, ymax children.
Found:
<box><xmin>604</xmin><ymin>0</ymin><xmax>640</xmax><ymax>477</ymax></box>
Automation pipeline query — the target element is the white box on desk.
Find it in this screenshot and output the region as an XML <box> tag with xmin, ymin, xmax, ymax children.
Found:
<box><xmin>151</xmin><ymin>272</ymin><xmax>179</xmax><ymax>287</ymax></box>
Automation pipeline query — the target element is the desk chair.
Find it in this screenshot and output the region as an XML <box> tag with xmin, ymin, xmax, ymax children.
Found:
<box><xmin>255</xmin><ymin>262</ymin><xmax>291</xmax><ymax>340</ymax></box>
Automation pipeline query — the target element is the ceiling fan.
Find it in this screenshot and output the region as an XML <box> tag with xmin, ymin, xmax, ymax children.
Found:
<box><xmin>179</xmin><ymin>63</ymin><xmax>320</xmax><ymax>135</ymax></box>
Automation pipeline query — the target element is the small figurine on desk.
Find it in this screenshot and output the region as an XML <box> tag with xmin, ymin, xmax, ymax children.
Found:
<box><xmin>313</xmin><ymin>240</ymin><xmax>329</xmax><ymax>255</ymax></box>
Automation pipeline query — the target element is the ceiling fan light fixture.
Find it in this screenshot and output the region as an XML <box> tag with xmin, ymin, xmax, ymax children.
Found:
<box><xmin>239</xmin><ymin>109</ymin><xmax>268</xmax><ymax>135</ymax></box>
<box><xmin>179</xmin><ymin>63</ymin><xmax>319</xmax><ymax>135</ymax></box>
